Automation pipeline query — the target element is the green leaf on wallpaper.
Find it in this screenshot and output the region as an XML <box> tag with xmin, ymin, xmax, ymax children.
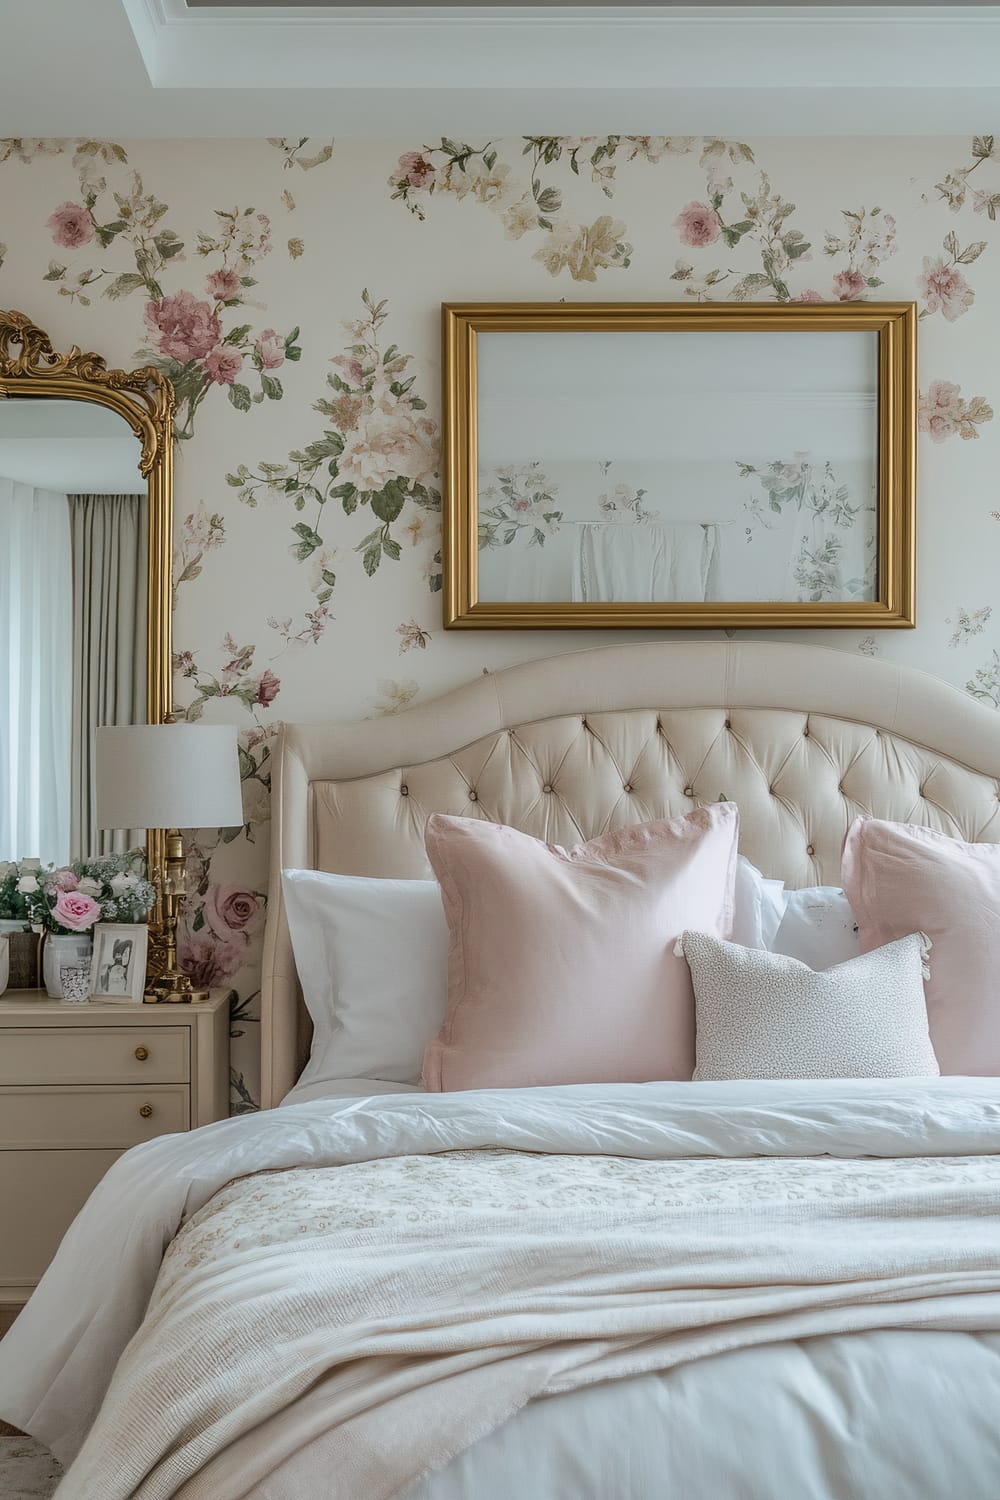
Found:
<box><xmin>94</xmin><ymin>221</ymin><xmax>125</xmax><ymax>248</ymax></box>
<box><xmin>228</xmin><ymin>383</ymin><xmax>252</xmax><ymax>412</ymax></box>
<box><xmin>192</xmin><ymin>909</ymin><xmax>204</xmax><ymax>932</ymax></box>
<box><xmin>43</xmin><ymin>260</ymin><xmax>67</xmax><ymax>281</ymax></box>
<box><xmin>382</xmin><ymin>344</ymin><xmax>398</xmax><ymax>365</ymax></box>
<box><xmin>973</xmin><ymin>135</ymin><xmax>996</xmax><ymax>160</ymax></box>
<box><xmin>483</xmin><ymin>150</ymin><xmax>497</xmax><ymax>171</ymax></box>
<box><xmin>409</xmin><ymin>483</ymin><xmax>440</xmax><ymax>511</ymax></box>
<box><xmin>958</xmin><ymin>241</ymin><xmax>987</xmax><ymax>265</ymax></box>
<box><xmin>154</xmin><ymin>230</ymin><xmax>184</xmax><ymax>260</ymax></box>
<box><xmin>362</xmin><ymin>542</ymin><xmax>382</xmax><ymax>577</ymax></box>
<box><xmin>225</xmin><ymin>324</ymin><xmax>252</xmax><ymax>347</ymax></box>
<box><xmin>944</xmin><ymin>230</ymin><xmax>960</xmax><ymax>259</ymax></box>
<box><xmin>104</xmin><ymin>272</ymin><xmax>146</xmax><ymax>300</ymax></box>
<box><xmin>730</xmin><ymin>272</ymin><xmax>769</xmax><ymax>301</ymax></box>
<box><xmin>291</xmin><ymin>522</ymin><xmax>323</xmax><ymax>560</ymax></box>
<box><xmin>321</xmin><ymin>569</ymin><xmax>337</xmax><ymax>588</ymax></box>
<box><xmin>331</xmin><ymin>482</ymin><xmax>358</xmax><ymax>513</ymax></box>
<box><xmin>381</xmin><ymin>537</ymin><xmax>402</xmax><ymax>561</ymax></box>
<box><xmin>237</xmin><ymin>744</ymin><xmax>255</xmax><ymax>781</ymax></box>
<box><xmin>410</xmin><ymin>396</ymin><xmax>427</xmax><ymax>411</ymax></box>
<box><xmin>866</xmin><ymin>276</ymin><xmax>883</xmax><ymax>287</ymax></box>
<box><xmin>261</xmin><ymin>374</ymin><xmax>283</xmax><ymax>401</ymax></box>
<box><xmin>370</xmin><ymin>480</ymin><xmax>406</xmax><ymax>524</ymax></box>
<box><xmin>535</xmin><ymin>186</ymin><xmax>561</xmax><ymax>215</ymax></box>
<box><xmin>240</xmin><ymin>275</ymin><xmax>257</xmax><ymax>288</ymax></box>
<box><xmin>302</xmin><ymin>432</ymin><xmax>344</xmax><ymax>463</ymax></box>
<box><xmin>293</xmin><ymin>495</ymin><xmax>305</xmax><ymax>511</ymax></box>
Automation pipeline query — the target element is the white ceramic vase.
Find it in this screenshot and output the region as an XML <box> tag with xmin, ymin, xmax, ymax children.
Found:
<box><xmin>42</xmin><ymin>933</ymin><xmax>94</xmax><ymax>999</ymax></box>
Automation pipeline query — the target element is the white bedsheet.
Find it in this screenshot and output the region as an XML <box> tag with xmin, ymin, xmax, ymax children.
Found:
<box><xmin>1</xmin><ymin>1077</ymin><xmax>999</xmax><ymax>1497</ymax></box>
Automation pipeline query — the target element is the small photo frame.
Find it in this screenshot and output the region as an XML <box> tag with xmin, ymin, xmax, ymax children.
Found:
<box><xmin>88</xmin><ymin>923</ymin><xmax>148</xmax><ymax>1004</ymax></box>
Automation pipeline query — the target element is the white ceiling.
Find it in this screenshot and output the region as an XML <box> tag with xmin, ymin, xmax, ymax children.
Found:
<box><xmin>0</xmin><ymin>2</ymin><xmax>998</xmax><ymax>137</ymax></box>
<box><xmin>0</xmin><ymin>402</ymin><xmax>145</xmax><ymax>494</ymax></box>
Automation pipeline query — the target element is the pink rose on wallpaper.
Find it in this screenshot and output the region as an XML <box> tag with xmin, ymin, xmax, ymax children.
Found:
<box><xmin>46</xmin><ymin>201</ymin><xmax>94</xmax><ymax>249</ymax></box>
<box><xmin>203</xmin><ymin>346</ymin><xmax>244</xmax><ymax>385</ymax></box>
<box><xmin>255</xmin><ymin>329</ymin><xmax>285</xmax><ymax>370</ymax></box>
<box><xmin>178</xmin><ymin>930</ymin><xmax>244</xmax><ymax>989</ymax></box>
<box><xmin>204</xmin><ymin>884</ymin><xmax>263</xmax><ymax>944</ymax></box>
<box><xmin>53</xmin><ymin>891</ymin><xmax>101</xmax><ymax>932</ymax></box>
<box><xmin>832</xmin><ymin>269</ymin><xmax>866</xmax><ymax>301</ymax></box>
<box><xmin>396</xmin><ymin>151</ymin><xmax>436</xmax><ymax>189</ymax></box>
<box><xmin>918</xmin><ymin>257</ymin><xmax>975</xmax><ymax>323</ymax></box>
<box><xmin>256</xmin><ymin>668</ymin><xmax>281</xmax><ymax>706</ymax></box>
<box><xmin>673</xmin><ymin>202</ymin><xmax>722</xmax><ymax>249</ymax></box>
<box><xmin>205</xmin><ymin>268</ymin><xmax>241</xmax><ymax>301</ymax></box>
<box><xmin>52</xmin><ymin>869</ymin><xmax>79</xmax><ymax>893</ymax></box>
<box><xmin>918</xmin><ymin>380</ymin><xmax>961</xmax><ymax>443</ymax></box>
<box><xmin>144</xmin><ymin>291</ymin><xmax>222</xmax><ymax>361</ymax></box>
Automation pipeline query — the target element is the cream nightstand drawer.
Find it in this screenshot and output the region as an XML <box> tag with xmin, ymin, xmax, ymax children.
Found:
<box><xmin>0</xmin><ymin>1084</ymin><xmax>190</xmax><ymax>1149</ymax></box>
<box><xmin>0</xmin><ymin>1150</ymin><xmax>121</xmax><ymax>1291</ymax></box>
<box><xmin>0</xmin><ymin>1026</ymin><xmax>190</xmax><ymax>1086</ymax></box>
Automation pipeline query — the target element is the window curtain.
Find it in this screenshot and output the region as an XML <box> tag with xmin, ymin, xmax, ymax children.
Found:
<box><xmin>0</xmin><ymin>480</ymin><xmax>73</xmax><ymax>866</ymax></box>
<box><xmin>68</xmin><ymin>494</ymin><xmax>147</xmax><ymax>857</ymax></box>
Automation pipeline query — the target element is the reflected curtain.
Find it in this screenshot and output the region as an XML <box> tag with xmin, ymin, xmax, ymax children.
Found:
<box><xmin>69</xmin><ymin>494</ymin><xmax>147</xmax><ymax>857</ymax></box>
<box><xmin>0</xmin><ymin>480</ymin><xmax>73</xmax><ymax>865</ymax></box>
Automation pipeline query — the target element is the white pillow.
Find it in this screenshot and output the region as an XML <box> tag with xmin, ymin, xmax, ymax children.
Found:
<box><xmin>281</xmin><ymin>869</ymin><xmax>447</xmax><ymax>1087</ymax></box>
<box><xmin>772</xmin><ymin>886</ymin><xmax>860</xmax><ymax>968</ymax></box>
<box><xmin>732</xmin><ymin>856</ymin><xmax>787</xmax><ymax>949</ymax></box>
<box><xmin>682</xmin><ymin>930</ymin><xmax>939</xmax><ymax>1081</ymax></box>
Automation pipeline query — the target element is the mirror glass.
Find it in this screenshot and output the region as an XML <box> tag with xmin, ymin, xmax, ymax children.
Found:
<box><xmin>475</xmin><ymin>330</ymin><xmax>879</xmax><ymax>606</ymax></box>
<box><xmin>0</xmin><ymin>399</ymin><xmax>148</xmax><ymax>866</ymax></box>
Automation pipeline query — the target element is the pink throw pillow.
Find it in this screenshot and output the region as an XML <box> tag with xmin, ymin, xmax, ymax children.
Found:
<box><xmin>842</xmin><ymin>816</ymin><xmax>1000</xmax><ymax>1074</ymax></box>
<box><xmin>421</xmin><ymin>803</ymin><xmax>739</xmax><ymax>1091</ymax></box>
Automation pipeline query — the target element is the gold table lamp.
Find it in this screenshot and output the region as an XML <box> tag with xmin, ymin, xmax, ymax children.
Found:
<box><xmin>95</xmin><ymin>723</ymin><xmax>243</xmax><ymax>1003</ymax></box>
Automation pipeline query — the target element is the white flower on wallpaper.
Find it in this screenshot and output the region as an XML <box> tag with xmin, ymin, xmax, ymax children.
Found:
<box><xmin>267</xmin><ymin>138</ymin><xmax>335</xmax><ymax>171</ymax></box>
<box><xmin>918</xmin><ymin>381</ymin><xmax>994</xmax><ymax>442</ymax></box>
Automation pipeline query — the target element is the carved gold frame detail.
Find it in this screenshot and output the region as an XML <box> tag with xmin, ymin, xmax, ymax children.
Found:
<box><xmin>442</xmin><ymin>301</ymin><xmax>917</xmax><ymax>630</ymax></box>
<box><xmin>0</xmin><ymin>308</ymin><xmax>175</xmax><ymax>917</ymax></box>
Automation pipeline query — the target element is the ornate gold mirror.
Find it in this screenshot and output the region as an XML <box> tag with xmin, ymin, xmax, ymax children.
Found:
<box><xmin>0</xmin><ymin>310</ymin><xmax>174</xmax><ymax>885</ymax></box>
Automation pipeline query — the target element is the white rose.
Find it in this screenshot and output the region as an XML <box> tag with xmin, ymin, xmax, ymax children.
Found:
<box><xmin>110</xmin><ymin>873</ymin><xmax>138</xmax><ymax>894</ymax></box>
<box><xmin>77</xmin><ymin>876</ymin><xmax>102</xmax><ymax>896</ymax></box>
<box><xmin>16</xmin><ymin>875</ymin><xmax>39</xmax><ymax>894</ymax></box>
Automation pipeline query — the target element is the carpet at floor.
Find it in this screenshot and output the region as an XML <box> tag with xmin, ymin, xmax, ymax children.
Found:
<box><xmin>0</xmin><ymin>1435</ymin><xmax>62</xmax><ymax>1497</ymax></box>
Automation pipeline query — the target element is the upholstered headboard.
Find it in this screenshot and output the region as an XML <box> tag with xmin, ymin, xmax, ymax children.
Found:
<box><xmin>260</xmin><ymin>640</ymin><xmax>1000</xmax><ymax>1106</ymax></box>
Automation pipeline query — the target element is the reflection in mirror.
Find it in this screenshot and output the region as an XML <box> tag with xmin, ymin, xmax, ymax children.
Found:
<box><xmin>475</xmin><ymin>330</ymin><xmax>879</xmax><ymax>606</ymax></box>
<box><xmin>0</xmin><ymin>399</ymin><xmax>147</xmax><ymax>866</ymax></box>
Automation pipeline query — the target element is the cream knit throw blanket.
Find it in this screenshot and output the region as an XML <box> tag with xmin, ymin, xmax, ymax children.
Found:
<box><xmin>39</xmin><ymin>1079</ymin><xmax>1000</xmax><ymax>1500</ymax></box>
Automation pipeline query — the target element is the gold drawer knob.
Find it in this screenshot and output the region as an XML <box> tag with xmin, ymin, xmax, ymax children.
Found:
<box><xmin>134</xmin><ymin>1046</ymin><xmax>149</xmax><ymax>1062</ymax></box>
<box><xmin>139</xmin><ymin>1104</ymin><xmax>153</xmax><ymax>1119</ymax></box>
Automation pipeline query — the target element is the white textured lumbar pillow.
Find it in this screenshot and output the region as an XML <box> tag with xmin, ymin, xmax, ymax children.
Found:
<box><xmin>681</xmin><ymin>930</ymin><xmax>939</xmax><ymax>1081</ymax></box>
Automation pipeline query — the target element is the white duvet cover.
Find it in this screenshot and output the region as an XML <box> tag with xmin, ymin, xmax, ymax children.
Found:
<box><xmin>1</xmin><ymin>1078</ymin><xmax>999</xmax><ymax>1499</ymax></box>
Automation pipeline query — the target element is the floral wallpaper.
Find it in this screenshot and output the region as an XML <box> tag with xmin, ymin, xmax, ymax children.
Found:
<box><xmin>1</xmin><ymin>133</ymin><xmax>998</xmax><ymax>1110</ymax></box>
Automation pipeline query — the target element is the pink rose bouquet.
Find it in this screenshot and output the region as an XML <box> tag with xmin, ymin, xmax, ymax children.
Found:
<box><xmin>23</xmin><ymin>852</ymin><xmax>155</xmax><ymax>934</ymax></box>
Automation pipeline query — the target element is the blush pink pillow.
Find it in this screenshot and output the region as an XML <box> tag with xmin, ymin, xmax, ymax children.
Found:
<box><xmin>842</xmin><ymin>816</ymin><xmax>1000</xmax><ymax>1075</ymax></box>
<box><xmin>421</xmin><ymin>803</ymin><xmax>739</xmax><ymax>1091</ymax></box>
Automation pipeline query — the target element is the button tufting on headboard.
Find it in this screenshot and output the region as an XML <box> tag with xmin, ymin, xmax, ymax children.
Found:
<box><xmin>260</xmin><ymin>640</ymin><xmax>1000</xmax><ymax>1107</ymax></box>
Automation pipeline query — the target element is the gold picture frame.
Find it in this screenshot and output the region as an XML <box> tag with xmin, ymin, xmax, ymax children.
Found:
<box><xmin>442</xmin><ymin>301</ymin><xmax>916</xmax><ymax>630</ymax></box>
<box><xmin>0</xmin><ymin>308</ymin><xmax>175</xmax><ymax>932</ymax></box>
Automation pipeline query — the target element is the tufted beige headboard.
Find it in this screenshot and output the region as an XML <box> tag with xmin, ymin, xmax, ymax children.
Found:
<box><xmin>260</xmin><ymin>639</ymin><xmax>1000</xmax><ymax>1106</ymax></box>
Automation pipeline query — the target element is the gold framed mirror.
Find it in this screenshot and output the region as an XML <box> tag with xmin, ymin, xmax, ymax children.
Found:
<box><xmin>442</xmin><ymin>301</ymin><xmax>916</xmax><ymax>630</ymax></box>
<box><xmin>0</xmin><ymin>308</ymin><xmax>174</xmax><ymax>895</ymax></box>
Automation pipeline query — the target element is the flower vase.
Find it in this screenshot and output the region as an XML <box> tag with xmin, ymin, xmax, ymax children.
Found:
<box><xmin>42</xmin><ymin>933</ymin><xmax>94</xmax><ymax>999</ymax></box>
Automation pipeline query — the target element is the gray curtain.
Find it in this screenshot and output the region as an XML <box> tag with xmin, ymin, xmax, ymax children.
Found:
<box><xmin>68</xmin><ymin>495</ymin><xmax>147</xmax><ymax>857</ymax></box>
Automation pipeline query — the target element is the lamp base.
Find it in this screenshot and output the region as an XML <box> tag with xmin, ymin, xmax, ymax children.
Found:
<box><xmin>144</xmin><ymin>969</ymin><xmax>209</xmax><ymax>1005</ymax></box>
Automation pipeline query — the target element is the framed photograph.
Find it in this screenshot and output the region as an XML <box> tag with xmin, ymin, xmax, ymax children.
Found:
<box><xmin>88</xmin><ymin>923</ymin><xmax>148</xmax><ymax>1004</ymax></box>
<box><xmin>441</xmin><ymin>301</ymin><xmax>916</xmax><ymax>630</ymax></box>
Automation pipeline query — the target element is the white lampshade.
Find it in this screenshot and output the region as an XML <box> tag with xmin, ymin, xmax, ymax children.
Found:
<box><xmin>95</xmin><ymin>724</ymin><xmax>244</xmax><ymax>831</ymax></box>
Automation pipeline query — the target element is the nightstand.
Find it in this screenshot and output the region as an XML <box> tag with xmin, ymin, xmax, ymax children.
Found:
<box><xmin>0</xmin><ymin>989</ymin><xmax>231</xmax><ymax>1306</ymax></box>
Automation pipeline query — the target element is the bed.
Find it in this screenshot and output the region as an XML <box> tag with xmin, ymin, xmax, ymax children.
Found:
<box><xmin>3</xmin><ymin>638</ymin><xmax>1000</xmax><ymax>1499</ymax></box>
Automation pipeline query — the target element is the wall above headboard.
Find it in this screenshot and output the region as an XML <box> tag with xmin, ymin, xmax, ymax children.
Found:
<box><xmin>1</xmin><ymin>132</ymin><xmax>996</xmax><ymax>1109</ymax></box>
